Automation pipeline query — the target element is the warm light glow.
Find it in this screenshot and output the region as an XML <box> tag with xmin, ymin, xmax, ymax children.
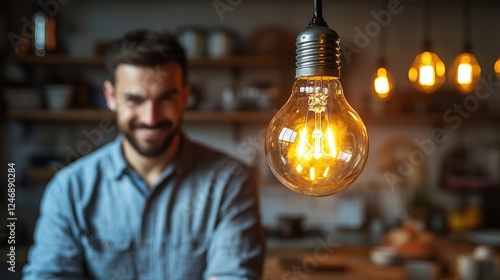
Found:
<box><xmin>265</xmin><ymin>77</ymin><xmax>368</xmax><ymax>197</ymax></box>
<box><xmin>408</xmin><ymin>51</ymin><xmax>446</xmax><ymax>94</ymax></box>
<box><xmin>457</xmin><ymin>63</ymin><xmax>472</xmax><ymax>84</ymax></box>
<box><xmin>374</xmin><ymin>76</ymin><xmax>389</xmax><ymax>94</ymax></box>
<box><xmin>449</xmin><ymin>52</ymin><xmax>481</xmax><ymax>94</ymax></box>
<box><xmin>327</xmin><ymin>127</ymin><xmax>336</xmax><ymax>157</ymax></box>
<box><xmin>296</xmin><ymin>164</ymin><xmax>303</xmax><ymax>173</ymax></box>
<box><xmin>495</xmin><ymin>57</ymin><xmax>500</xmax><ymax>80</ymax></box>
<box><xmin>313</xmin><ymin>129</ymin><xmax>322</xmax><ymax>159</ymax></box>
<box><xmin>419</xmin><ymin>65</ymin><xmax>435</xmax><ymax>86</ymax></box>
<box><xmin>323</xmin><ymin>166</ymin><xmax>330</xmax><ymax>177</ymax></box>
<box><xmin>373</xmin><ymin>67</ymin><xmax>394</xmax><ymax>100</ymax></box>
<box><xmin>297</xmin><ymin>128</ymin><xmax>307</xmax><ymax>157</ymax></box>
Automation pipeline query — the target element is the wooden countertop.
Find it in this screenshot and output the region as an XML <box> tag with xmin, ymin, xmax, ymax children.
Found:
<box><xmin>263</xmin><ymin>255</ymin><xmax>405</xmax><ymax>280</ymax></box>
<box><xmin>263</xmin><ymin>238</ymin><xmax>492</xmax><ymax>280</ymax></box>
<box><xmin>263</xmin><ymin>246</ymin><xmax>406</xmax><ymax>280</ymax></box>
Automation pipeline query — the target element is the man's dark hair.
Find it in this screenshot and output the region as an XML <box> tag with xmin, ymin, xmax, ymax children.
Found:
<box><xmin>106</xmin><ymin>29</ymin><xmax>187</xmax><ymax>84</ymax></box>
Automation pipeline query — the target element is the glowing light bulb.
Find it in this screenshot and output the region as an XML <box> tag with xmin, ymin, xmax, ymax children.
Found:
<box><xmin>457</xmin><ymin>63</ymin><xmax>472</xmax><ymax>84</ymax></box>
<box><xmin>494</xmin><ymin>56</ymin><xmax>500</xmax><ymax>80</ymax></box>
<box><xmin>373</xmin><ymin>67</ymin><xmax>394</xmax><ymax>100</ymax></box>
<box><xmin>408</xmin><ymin>51</ymin><xmax>446</xmax><ymax>94</ymax></box>
<box><xmin>265</xmin><ymin>76</ymin><xmax>368</xmax><ymax>197</ymax></box>
<box><xmin>264</xmin><ymin>1</ymin><xmax>368</xmax><ymax>197</ymax></box>
<box><xmin>448</xmin><ymin>53</ymin><xmax>481</xmax><ymax>94</ymax></box>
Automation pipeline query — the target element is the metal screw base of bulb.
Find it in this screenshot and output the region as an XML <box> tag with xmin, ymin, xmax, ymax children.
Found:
<box><xmin>295</xmin><ymin>26</ymin><xmax>341</xmax><ymax>78</ymax></box>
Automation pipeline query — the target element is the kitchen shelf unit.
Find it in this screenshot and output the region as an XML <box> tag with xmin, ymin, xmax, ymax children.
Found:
<box><xmin>360</xmin><ymin>112</ymin><xmax>500</xmax><ymax>126</ymax></box>
<box><xmin>7</xmin><ymin>109</ymin><xmax>500</xmax><ymax>126</ymax></box>
<box><xmin>7</xmin><ymin>53</ymin><xmax>286</xmax><ymax>122</ymax></box>
<box><xmin>6</xmin><ymin>109</ymin><xmax>274</xmax><ymax>123</ymax></box>
<box><xmin>7</xmin><ymin>53</ymin><xmax>285</xmax><ymax>125</ymax></box>
<box><xmin>9</xmin><ymin>54</ymin><xmax>279</xmax><ymax>68</ymax></box>
<box><xmin>15</xmin><ymin>55</ymin><xmax>500</xmax><ymax>126</ymax></box>
<box><xmin>5</xmin><ymin>53</ymin><xmax>284</xmax><ymax>185</ymax></box>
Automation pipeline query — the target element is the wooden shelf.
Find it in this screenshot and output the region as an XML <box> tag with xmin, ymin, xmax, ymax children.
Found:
<box><xmin>361</xmin><ymin>112</ymin><xmax>500</xmax><ymax>126</ymax></box>
<box><xmin>11</xmin><ymin>55</ymin><xmax>106</xmax><ymax>67</ymax></box>
<box><xmin>7</xmin><ymin>109</ymin><xmax>113</xmax><ymax>121</ymax></box>
<box><xmin>6</xmin><ymin>109</ymin><xmax>273</xmax><ymax>123</ymax></box>
<box><xmin>189</xmin><ymin>56</ymin><xmax>278</xmax><ymax>67</ymax></box>
<box><xmin>6</xmin><ymin>109</ymin><xmax>500</xmax><ymax>125</ymax></box>
<box><xmin>10</xmin><ymin>54</ymin><xmax>278</xmax><ymax>67</ymax></box>
<box><xmin>184</xmin><ymin>110</ymin><xmax>273</xmax><ymax>122</ymax></box>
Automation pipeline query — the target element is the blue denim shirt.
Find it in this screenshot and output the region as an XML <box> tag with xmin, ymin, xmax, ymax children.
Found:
<box><xmin>23</xmin><ymin>134</ymin><xmax>265</xmax><ymax>280</ymax></box>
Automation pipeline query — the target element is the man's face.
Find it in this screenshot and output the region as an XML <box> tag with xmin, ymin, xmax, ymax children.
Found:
<box><xmin>104</xmin><ymin>63</ymin><xmax>189</xmax><ymax>157</ymax></box>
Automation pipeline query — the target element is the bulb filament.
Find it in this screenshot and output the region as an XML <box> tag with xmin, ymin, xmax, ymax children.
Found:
<box><xmin>296</xmin><ymin>82</ymin><xmax>338</xmax><ymax>165</ymax></box>
<box><xmin>457</xmin><ymin>62</ymin><xmax>473</xmax><ymax>85</ymax></box>
<box><xmin>419</xmin><ymin>65</ymin><xmax>435</xmax><ymax>86</ymax></box>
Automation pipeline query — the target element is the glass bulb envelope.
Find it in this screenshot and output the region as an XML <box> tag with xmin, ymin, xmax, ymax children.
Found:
<box><xmin>265</xmin><ymin>76</ymin><xmax>368</xmax><ymax>197</ymax></box>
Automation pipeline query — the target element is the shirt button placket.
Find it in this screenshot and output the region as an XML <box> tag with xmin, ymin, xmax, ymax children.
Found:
<box><xmin>139</xmin><ymin>238</ymin><xmax>151</xmax><ymax>279</ymax></box>
<box><xmin>142</xmin><ymin>238</ymin><xmax>150</xmax><ymax>248</ymax></box>
<box><xmin>140</xmin><ymin>190</ymin><xmax>160</xmax><ymax>279</ymax></box>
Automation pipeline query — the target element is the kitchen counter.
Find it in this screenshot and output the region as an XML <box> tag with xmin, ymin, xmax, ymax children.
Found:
<box><xmin>263</xmin><ymin>238</ymin><xmax>498</xmax><ymax>280</ymax></box>
<box><xmin>266</xmin><ymin>230</ymin><xmax>373</xmax><ymax>250</ymax></box>
<box><xmin>263</xmin><ymin>248</ymin><xmax>406</xmax><ymax>280</ymax></box>
<box><xmin>263</xmin><ymin>258</ymin><xmax>408</xmax><ymax>280</ymax></box>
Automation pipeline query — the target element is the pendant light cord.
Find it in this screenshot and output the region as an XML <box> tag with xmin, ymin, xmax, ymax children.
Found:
<box><xmin>309</xmin><ymin>0</ymin><xmax>328</xmax><ymax>27</ymax></box>
<box><xmin>378</xmin><ymin>0</ymin><xmax>388</xmax><ymax>66</ymax></box>
<box><xmin>423</xmin><ymin>0</ymin><xmax>432</xmax><ymax>51</ymax></box>
<box><xmin>463</xmin><ymin>0</ymin><xmax>472</xmax><ymax>52</ymax></box>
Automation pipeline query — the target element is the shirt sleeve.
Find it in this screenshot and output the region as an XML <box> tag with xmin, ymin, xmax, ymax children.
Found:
<box><xmin>205</xmin><ymin>169</ymin><xmax>266</xmax><ymax>280</ymax></box>
<box><xmin>23</xmin><ymin>174</ymin><xmax>86</xmax><ymax>279</ymax></box>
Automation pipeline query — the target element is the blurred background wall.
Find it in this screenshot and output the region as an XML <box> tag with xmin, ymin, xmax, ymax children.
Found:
<box><xmin>2</xmin><ymin>0</ymin><xmax>500</xmax><ymax>248</ymax></box>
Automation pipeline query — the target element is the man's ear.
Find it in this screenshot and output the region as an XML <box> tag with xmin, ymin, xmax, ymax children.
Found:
<box><xmin>103</xmin><ymin>80</ymin><xmax>117</xmax><ymax>112</ymax></box>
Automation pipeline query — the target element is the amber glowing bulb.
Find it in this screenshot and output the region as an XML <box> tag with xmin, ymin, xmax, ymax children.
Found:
<box><xmin>449</xmin><ymin>0</ymin><xmax>481</xmax><ymax>94</ymax></box>
<box><xmin>373</xmin><ymin>67</ymin><xmax>394</xmax><ymax>100</ymax></box>
<box><xmin>495</xmin><ymin>56</ymin><xmax>500</xmax><ymax>80</ymax></box>
<box><xmin>408</xmin><ymin>0</ymin><xmax>446</xmax><ymax>94</ymax></box>
<box><xmin>449</xmin><ymin>53</ymin><xmax>481</xmax><ymax>94</ymax></box>
<box><xmin>408</xmin><ymin>51</ymin><xmax>446</xmax><ymax>94</ymax></box>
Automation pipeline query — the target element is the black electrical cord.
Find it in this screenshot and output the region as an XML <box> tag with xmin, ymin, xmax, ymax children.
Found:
<box><xmin>423</xmin><ymin>0</ymin><xmax>432</xmax><ymax>51</ymax></box>
<box><xmin>314</xmin><ymin>0</ymin><xmax>322</xmax><ymax>19</ymax></box>
<box><xmin>378</xmin><ymin>0</ymin><xmax>388</xmax><ymax>67</ymax></box>
<box><xmin>463</xmin><ymin>0</ymin><xmax>472</xmax><ymax>52</ymax></box>
<box><xmin>309</xmin><ymin>0</ymin><xmax>328</xmax><ymax>27</ymax></box>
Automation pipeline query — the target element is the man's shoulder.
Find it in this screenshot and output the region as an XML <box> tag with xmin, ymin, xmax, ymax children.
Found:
<box><xmin>187</xmin><ymin>139</ymin><xmax>253</xmax><ymax>176</ymax></box>
<box><xmin>55</xmin><ymin>140</ymin><xmax>118</xmax><ymax>179</ymax></box>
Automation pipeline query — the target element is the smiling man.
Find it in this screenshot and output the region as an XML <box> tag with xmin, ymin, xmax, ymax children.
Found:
<box><xmin>23</xmin><ymin>30</ymin><xmax>265</xmax><ymax>280</ymax></box>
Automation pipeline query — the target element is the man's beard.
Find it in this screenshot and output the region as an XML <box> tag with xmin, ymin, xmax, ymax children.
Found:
<box><xmin>123</xmin><ymin>120</ymin><xmax>179</xmax><ymax>158</ymax></box>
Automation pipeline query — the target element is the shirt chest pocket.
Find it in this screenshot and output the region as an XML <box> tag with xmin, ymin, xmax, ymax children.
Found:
<box><xmin>167</xmin><ymin>236</ymin><xmax>208</xmax><ymax>279</ymax></box>
<box><xmin>84</xmin><ymin>234</ymin><xmax>136</xmax><ymax>280</ymax></box>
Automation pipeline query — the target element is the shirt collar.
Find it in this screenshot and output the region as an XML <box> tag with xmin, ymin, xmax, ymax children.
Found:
<box><xmin>109</xmin><ymin>134</ymin><xmax>128</xmax><ymax>179</ymax></box>
<box><xmin>171</xmin><ymin>133</ymin><xmax>196</xmax><ymax>176</ymax></box>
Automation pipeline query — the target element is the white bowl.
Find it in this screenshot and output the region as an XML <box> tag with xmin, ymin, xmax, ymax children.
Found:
<box><xmin>370</xmin><ymin>246</ymin><xmax>398</xmax><ymax>266</ymax></box>
<box><xmin>45</xmin><ymin>84</ymin><xmax>74</xmax><ymax>110</ymax></box>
